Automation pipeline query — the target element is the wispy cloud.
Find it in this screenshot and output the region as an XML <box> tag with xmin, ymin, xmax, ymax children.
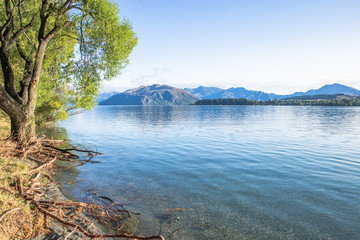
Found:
<box><xmin>131</xmin><ymin>68</ymin><xmax>171</xmax><ymax>86</ymax></box>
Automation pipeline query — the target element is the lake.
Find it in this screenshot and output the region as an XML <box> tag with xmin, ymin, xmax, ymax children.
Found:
<box><xmin>48</xmin><ymin>105</ymin><xmax>360</xmax><ymax>239</ymax></box>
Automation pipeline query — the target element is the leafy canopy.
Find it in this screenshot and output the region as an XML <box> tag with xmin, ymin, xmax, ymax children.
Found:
<box><xmin>1</xmin><ymin>0</ymin><xmax>137</xmax><ymax>123</ymax></box>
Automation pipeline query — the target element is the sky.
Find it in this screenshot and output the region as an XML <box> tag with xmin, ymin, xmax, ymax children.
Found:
<box><xmin>102</xmin><ymin>0</ymin><xmax>360</xmax><ymax>94</ymax></box>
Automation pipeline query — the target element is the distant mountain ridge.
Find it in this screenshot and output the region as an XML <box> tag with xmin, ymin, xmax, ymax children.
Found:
<box><xmin>184</xmin><ymin>86</ymin><xmax>223</xmax><ymax>99</ymax></box>
<box><xmin>206</xmin><ymin>87</ymin><xmax>279</xmax><ymax>101</ymax></box>
<box><xmin>97</xmin><ymin>83</ymin><xmax>360</xmax><ymax>105</ymax></box>
<box><xmin>283</xmin><ymin>93</ymin><xmax>360</xmax><ymax>100</ymax></box>
<box><xmin>99</xmin><ymin>84</ymin><xmax>199</xmax><ymax>105</ymax></box>
<box><xmin>185</xmin><ymin>83</ymin><xmax>360</xmax><ymax>101</ymax></box>
<box><xmin>282</xmin><ymin>83</ymin><xmax>360</xmax><ymax>98</ymax></box>
<box><xmin>96</xmin><ymin>91</ymin><xmax>120</xmax><ymax>102</ymax></box>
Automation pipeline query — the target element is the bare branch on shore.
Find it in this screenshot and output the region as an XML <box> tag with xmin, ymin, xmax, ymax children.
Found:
<box><xmin>0</xmin><ymin>139</ymin><xmax>165</xmax><ymax>239</ymax></box>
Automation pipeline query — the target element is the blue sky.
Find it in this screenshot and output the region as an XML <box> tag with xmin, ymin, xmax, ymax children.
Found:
<box><xmin>103</xmin><ymin>0</ymin><xmax>360</xmax><ymax>94</ymax></box>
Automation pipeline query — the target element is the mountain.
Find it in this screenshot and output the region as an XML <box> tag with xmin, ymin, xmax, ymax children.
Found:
<box><xmin>98</xmin><ymin>83</ymin><xmax>360</xmax><ymax>105</ymax></box>
<box><xmin>96</xmin><ymin>91</ymin><xmax>120</xmax><ymax>102</ymax></box>
<box><xmin>186</xmin><ymin>83</ymin><xmax>360</xmax><ymax>101</ymax></box>
<box><xmin>206</xmin><ymin>87</ymin><xmax>280</xmax><ymax>101</ymax></box>
<box><xmin>99</xmin><ymin>84</ymin><xmax>199</xmax><ymax>105</ymax></box>
<box><xmin>184</xmin><ymin>86</ymin><xmax>223</xmax><ymax>99</ymax></box>
<box><xmin>282</xmin><ymin>83</ymin><xmax>360</xmax><ymax>99</ymax></box>
<box><xmin>283</xmin><ymin>93</ymin><xmax>360</xmax><ymax>100</ymax></box>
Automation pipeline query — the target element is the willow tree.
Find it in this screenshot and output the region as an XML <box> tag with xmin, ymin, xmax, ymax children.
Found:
<box><xmin>0</xmin><ymin>0</ymin><xmax>137</xmax><ymax>143</ymax></box>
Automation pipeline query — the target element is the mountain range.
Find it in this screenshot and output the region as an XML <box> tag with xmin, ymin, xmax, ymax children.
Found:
<box><xmin>281</xmin><ymin>83</ymin><xmax>360</xmax><ymax>99</ymax></box>
<box><xmin>185</xmin><ymin>83</ymin><xmax>360</xmax><ymax>101</ymax></box>
<box><xmin>99</xmin><ymin>84</ymin><xmax>199</xmax><ymax>105</ymax></box>
<box><xmin>96</xmin><ymin>91</ymin><xmax>120</xmax><ymax>102</ymax></box>
<box><xmin>98</xmin><ymin>83</ymin><xmax>360</xmax><ymax>105</ymax></box>
<box><xmin>184</xmin><ymin>86</ymin><xmax>224</xmax><ymax>99</ymax></box>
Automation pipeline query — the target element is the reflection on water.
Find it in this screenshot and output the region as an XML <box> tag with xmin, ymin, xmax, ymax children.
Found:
<box><xmin>45</xmin><ymin>106</ymin><xmax>360</xmax><ymax>239</ymax></box>
<box><xmin>37</xmin><ymin>123</ymin><xmax>68</xmax><ymax>140</ymax></box>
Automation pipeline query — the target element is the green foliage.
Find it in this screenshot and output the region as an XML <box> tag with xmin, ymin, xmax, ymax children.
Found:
<box><xmin>194</xmin><ymin>96</ymin><xmax>360</xmax><ymax>106</ymax></box>
<box><xmin>1</xmin><ymin>0</ymin><xmax>137</xmax><ymax>124</ymax></box>
<box><xmin>35</xmin><ymin>28</ymin><xmax>77</xmax><ymax>123</ymax></box>
<box><xmin>39</xmin><ymin>0</ymin><xmax>137</xmax><ymax>123</ymax></box>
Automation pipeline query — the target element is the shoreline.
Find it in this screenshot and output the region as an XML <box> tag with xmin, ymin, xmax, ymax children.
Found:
<box><xmin>28</xmin><ymin>180</ymin><xmax>108</xmax><ymax>240</ymax></box>
<box><xmin>0</xmin><ymin>144</ymin><xmax>108</xmax><ymax>239</ymax></box>
<box><xmin>0</xmin><ymin>111</ymin><xmax>164</xmax><ymax>240</ymax></box>
<box><xmin>0</xmin><ymin>138</ymin><xmax>164</xmax><ymax>240</ymax></box>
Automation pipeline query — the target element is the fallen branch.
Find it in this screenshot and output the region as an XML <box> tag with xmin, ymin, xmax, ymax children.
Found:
<box><xmin>32</xmin><ymin>199</ymin><xmax>164</xmax><ymax>240</ymax></box>
<box><xmin>38</xmin><ymin>200</ymin><xmax>131</xmax><ymax>218</ymax></box>
<box><xmin>64</xmin><ymin>226</ymin><xmax>77</xmax><ymax>240</ymax></box>
<box><xmin>64</xmin><ymin>163</ymin><xmax>85</xmax><ymax>170</ymax></box>
<box><xmin>67</xmin><ymin>179</ymin><xmax>84</xmax><ymax>185</ymax></box>
<box><xmin>43</xmin><ymin>145</ymin><xmax>80</xmax><ymax>159</ymax></box>
<box><xmin>38</xmin><ymin>200</ymin><xmax>90</xmax><ymax>208</ymax></box>
<box><xmin>1</xmin><ymin>139</ymin><xmax>166</xmax><ymax>239</ymax></box>
<box><xmin>164</xmin><ymin>208</ymin><xmax>194</xmax><ymax>211</ymax></box>
<box><xmin>63</xmin><ymin>147</ymin><xmax>103</xmax><ymax>155</ymax></box>
<box><xmin>0</xmin><ymin>203</ymin><xmax>29</xmax><ymax>222</ymax></box>
<box><xmin>27</xmin><ymin>157</ymin><xmax>57</xmax><ymax>174</ymax></box>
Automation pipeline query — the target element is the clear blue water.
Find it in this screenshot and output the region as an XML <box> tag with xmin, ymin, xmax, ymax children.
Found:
<box><xmin>50</xmin><ymin>106</ymin><xmax>360</xmax><ymax>239</ymax></box>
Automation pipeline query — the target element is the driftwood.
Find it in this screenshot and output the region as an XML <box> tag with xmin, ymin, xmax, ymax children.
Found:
<box><xmin>64</xmin><ymin>226</ymin><xmax>77</xmax><ymax>240</ymax></box>
<box><xmin>67</xmin><ymin>179</ymin><xmax>84</xmax><ymax>185</ymax></box>
<box><xmin>164</xmin><ymin>208</ymin><xmax>194</xmax><ymax>212</ymax></box>
<box><xmin>0</xmin><ymin>140</ymin><xmax>166</xmax><ymax>239</ymax></box>
<box><xmin>43</xmin><ymin>144</ymin><xmax>80</xmax><ymax>159</ymax></box>
<box><xmin>32</xmin><ymin>199</ymin><xmax>164</xmax><ymax>240</ymax></box>
<box><xmin>27</xmin><ymin>157</ymin><xmax>57</xmax><ymax>174</ymax></box>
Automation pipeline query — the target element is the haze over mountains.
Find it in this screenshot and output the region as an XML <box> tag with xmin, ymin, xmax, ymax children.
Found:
<box><xmin>98</xmin><ymin>83</ymin><xmax>360</xmax><ymax>105</ymax></box>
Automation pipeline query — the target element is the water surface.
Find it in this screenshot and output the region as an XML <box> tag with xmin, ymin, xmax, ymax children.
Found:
<box><xmin>50</xmin><ymin>106</ymin><xmax>360</xmax><ymax>239</ymax></box>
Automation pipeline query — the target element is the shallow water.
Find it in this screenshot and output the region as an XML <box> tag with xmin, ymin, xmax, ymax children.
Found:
<box><xmin>48</xmin><ymin>106</ymin><xmax>360</xmax><ymax>239</ymax></box>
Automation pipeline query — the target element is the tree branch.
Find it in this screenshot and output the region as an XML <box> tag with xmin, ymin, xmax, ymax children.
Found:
<box><xmin>67</xmin><ymin>5</ymin><xmax>83</xmax><ymax>11</ymax></box>
<box><xmin>0</xmin><ymin>17</ymin><xmax>13</xmax><ymax>40</ymax></box>
<box><xmin>1</xmin><ymin>0</ymin><xmax>26</xmax><ymax>40</ymax></box>
<box><xmin>44</xmin><ymin>25</ymin><xmax>59</xmax><ymax>42</ymax></box>
<box><xmin>39</xmin><ymin>0</ymin><xmax>50</xmax><ymax>39</ymax></box>
<box><xmin>59</xmin><ymin>0</ymin><xmax>75</xmax><ymax>14</ymax></box>
<box><xmin>11</xmin><ymin>16</ymin><xmax>36</xmax><ymax>44</ymax></box>
<box><xmin>0</xmin><ymin>44</ymin><xmax>22</xmax><ymax>104</ymax></box>
<box><xmin>59</xmin><ymin>33</ymin><xmax>80</xmax><ymax>41</ymax></box>
<box><xmin>18</xmin><ymin>45</ymin><xmax>35</xmax><ymax>103</ymax></box>
<box><xmin>0</xmin><ymin>85</ymin><xmax>22</xmax><ymax>118</ymax></box>
<box><xmin>15</xmin><ymin>41</ymin><xmax>29</xmax><ymax>61</ymax></box>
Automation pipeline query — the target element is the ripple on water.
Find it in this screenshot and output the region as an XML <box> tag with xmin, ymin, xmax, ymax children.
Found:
<box><xmin>51</xmin><ymin>106</ymin><xmax>360</xmax><ymax>239</ymax></box>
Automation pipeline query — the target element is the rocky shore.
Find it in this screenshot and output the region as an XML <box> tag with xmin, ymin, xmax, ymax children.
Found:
<box><xmin>0</xmin><ymin>142</ymin><xmax>165</xmax><ymax>240</ymax></box>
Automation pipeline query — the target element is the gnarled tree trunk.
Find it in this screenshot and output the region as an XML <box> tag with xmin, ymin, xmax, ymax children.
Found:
<box><xmin>0</xmin><ymin>89</ymin><xmax>36</xmax><ymax>143</ymax></box>
<box><xmin>0</xmin><ymin>0</ymin><xmax>59</xmax><ymax>144</ymax></box>
<box><xmin>10</xmin><ymin>110</ymin><xmax>36</xmax><ymax>144</ymax></box>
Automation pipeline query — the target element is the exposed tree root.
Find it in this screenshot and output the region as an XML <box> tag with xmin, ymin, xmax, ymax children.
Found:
<box><xmin>31</xmin><ymin>199</ymin><xmax>164</xmax><ymax>240</ymax></box>
<box><xmin>27</xmin><ymin>157</ymin><xmax>57</xmax><ymax>174</ymax></box>
<box><xmin>0</xmin><ymin>139</ymin><xmax>165</xmax><ymax>239</ymax></box>
<box><xmin>67</xmin><ymin>178</ymin><xmax>84</xmax><ymax>185</ymax></box>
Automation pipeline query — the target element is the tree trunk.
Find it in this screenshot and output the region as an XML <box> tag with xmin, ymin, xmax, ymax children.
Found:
<box><xmin>10</xmin><ymin>111</ymin><xmax>36</xmax><ymax>144</ymax></box>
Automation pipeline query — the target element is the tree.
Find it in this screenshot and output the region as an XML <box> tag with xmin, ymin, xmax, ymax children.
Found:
<box><xmin>0</xmin><ymin>0</ymin><xmax>137</xmax><ymax>143</ymax></box>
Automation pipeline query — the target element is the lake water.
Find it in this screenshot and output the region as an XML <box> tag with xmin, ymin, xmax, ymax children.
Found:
<box><xmin>49</xmin><ymin>106</ymin><xmax>360</xmax><ymax>239</ymax></box>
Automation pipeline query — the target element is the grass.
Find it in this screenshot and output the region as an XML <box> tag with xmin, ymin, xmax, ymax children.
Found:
<box><xmin>0</xmin><ymin>112</ymin><xmax>49</xmax><ymax>239</ymax></box>
<box><xmin>0</xmin><ymin>158</ymin><xmax>49</xmax><ymax>239</ymax></box>
<box><xmin>0</xmin><ymin>110</ymin><xmax>10</xmax><ymax>139</ymax></box>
